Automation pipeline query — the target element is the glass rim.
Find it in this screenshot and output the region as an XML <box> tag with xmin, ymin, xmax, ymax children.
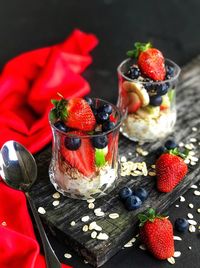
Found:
<box><xmin>117</xmin><ymin>58</ymin><xmax>181</xmax><ymax>84</ymax></box>
<box><xmin>49</xmin><ymin>97</ymin><xmax>123</xmax><ymax>138</ymax></box>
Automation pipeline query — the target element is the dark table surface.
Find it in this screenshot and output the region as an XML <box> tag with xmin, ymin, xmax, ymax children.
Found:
<box><xmin>0</xmin><ymin>0</ymin><xmax>200</xmax><ymax>267</ymax></box>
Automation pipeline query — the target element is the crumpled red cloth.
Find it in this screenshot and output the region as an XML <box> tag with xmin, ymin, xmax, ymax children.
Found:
<box><xmin>0</xmin><ymin>28</ymin><xmax>98</xmax><ymax>154</ymax></box>
<box><xmin>0</xmin><ymin>29</ymin><xmax>98</xmax><ymax>268</ymax></box>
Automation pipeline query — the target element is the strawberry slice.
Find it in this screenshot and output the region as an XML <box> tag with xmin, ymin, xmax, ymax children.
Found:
<box><xmin>51</xmin><ymin>97</ymin><xmax>96</xmax><ymax>131</ymax></box>
<box><xmin>127</xmin><ymin>42</ymin><xmax>166</xmax><ymax>81</ymax></box>
<box><xmin>61</xmin><ymin>131</ymin><xmax>95</xmax><ymax>177</ymax></box>
<box><xmin>128</xmin><ymin>92</ymin><xmax>142</xmax><ymax>113</ymax></box>
<box><xmin>105</xmin><ymin>132</ymin><xmax>119</xmax><ymax>164</ymax></box>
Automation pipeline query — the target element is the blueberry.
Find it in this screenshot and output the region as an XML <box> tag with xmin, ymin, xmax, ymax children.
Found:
<box><xmin>54</xmin><ymin>121</ymin><xmax>69</xmax><ymax>132</ymax></box>
<box><xmin>133</xmin><ymin>187</ymin><xmax>148</xmax><ymax>202</ymax></box>
<box><xmin>84</xmin><ymin>97</ymin><xmax>93</xmax><ymax>106</ymax></box>
<box><xmin>64</xmin><ymin>136</ymin><xmax>81</xmax><ymax>150</ymax></box>
<box><xmin>155</xmin><ymin>146</ymin><xmax>167</xmax><ymax>158</ymax></box>
<box><xmin>102</xmin><ymin>121</ymin><xmax>115</xmax><ymax>132</ymax></box>
<box><xmin>156</xmin><ymin>83</ymin><xmax>169</xmax><ymax>96</ymax></box>
<box><xmin>98</xmin><ymin>104</ymin><xmax>112</xmax><ymax>115</ymax></box>
<box><xmin>149</xmin><ymin>95</ymin><xmax>162</xmax><ymax>106</ymax></box>
<box><xmin>126</xmin><ymin>65</ymin><xmax>141</xmax><ymax>79</ymax></box>
<box><xmin>125</xmin><ymin>195</ymin><xmax>142</xmax><ymax>210</ymax></box>
<box><xmin>119</xmin><ymin>187</ymin><xmax>132</xmax><ymax>200</ymax></box>
<box><xmin>175</xmin><ymin>218</ymin><xmax>189</xmax><ymax>232</ymax></box>
<box><xmin>165</xmin><ymin>139</ymin><xmax>177</xmax><ymax>150</ymax></box>
<box><xmin>166</xmin><ymin>65</ymin><xmax>174</xmax><ymax>78</ymax></box>
<box><xmin>92</xmin><ymin>134</ymin><xmax>108</xmax><ymax>149</ymax></box>
<box><xmin>96</xmin><ymin>112</ymin><xmax>109</xmax><ymax>124</ymax></box>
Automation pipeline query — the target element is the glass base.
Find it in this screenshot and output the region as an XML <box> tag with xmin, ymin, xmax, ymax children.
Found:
<box><xmin>49</xmin><ymin>162</ymin><xmax>118</xmax><ymax>200</ymax></box>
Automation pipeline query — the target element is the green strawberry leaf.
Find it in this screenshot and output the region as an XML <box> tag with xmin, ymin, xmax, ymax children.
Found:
<box><xmin>126</xmin><ymin>42</ymin><xmax>152</xmax><ymax>59</ymax></box>
<box><xmin>169</xmin><ymin>148</ymin><xmax>189</xmax><ymax>159</ymax></box>
<box><xmin>49</xmin><ymin>109</ymin><xmax>57</xmax><ymax>122</ymax></box>
<box><xmin>95</xmin><ymin>149</ymin><xmax>106</xmax><ymax>167</ymax></box>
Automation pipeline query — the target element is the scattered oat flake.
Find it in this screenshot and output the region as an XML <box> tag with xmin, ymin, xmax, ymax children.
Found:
<box><xmin>194</xmin><ymin>190</ymin><xmax>200</xmax><ymax>196</ymax></box>
<box><xmin>139</xmin><ymin>244</ymin><xmax>146</xmax><ymax>251</ymax></box>
<box><xmin>179</xmin><ymin>142</ymin><xmax>184</xmax><ymax>147</ymax></box>
<box><xmin>151</xmin><ymin>164</ymin><xmax>156</xmax><ymax>169</ymax></box>
<box><xmin>192</xmin><ymin>127</ymin><xmax>197</xmax><ymax>131</ymax></box>
<box><xmin>187</xmin><ymin>213</ymin><xmax>193</xmax><ymax>219</ymax></box>
<box><xmin>179</xmin><ymin>196</ymin><xmax>185</xmax><ymax>202</ymax></box>
<box><xmin>53</xmin><ymin>200</ymin><xmax>60</xmax><ymax>206</ymax></box>
<box><xmin>190</xmin><ymin>184</ymin><xmax>198</xmax><ymax>189</ymax></box>
<box><xmin>97</xmin><ymin>232</ymin><xmax>109</xmax><ymax>240</ymax></box>
<box><xmin>70</xmin><ymin>221</ymin><xmax>76</xmax><ymax>226</ymax></box>
<box><xmin>124</xmin><ymin>242</ymin><xmax>133</xmax><ymax>248</ymax></box>
<box><xmin>190</xmin><ymin>161</ymin><xmax>197</xmax><ymax>166</ymax></box>
<box><xmin>148</xmin><ymin>171</ymin><xmax>156</xmax><ymax>176</ymax></box>
<box><xmin>167</xmin><ymin>257</ymin><xmax>175</xmax><ymax>264</ymax></box>
<box><xmin>95</xmin><ymin>211</ymin><xmax>105</xmax><ymax>217</ymax></box>
<box><xmin>52</xmin><ymin>192</ymin><xmax>60</xmax><ymax>199</ymax></box>
<box><xmin>109</xmin><ymin>213</ymin><xmax>119</xmax><ymax>219</ymax></box>
<box><xmin>188</xmin><ymin>203</ymin><xmax>194</xmax><ymax>208</ymax></box>
<box><xmin>174</xmin><ymin>251</ymin><xmax>181</xmax><ymax>258</ymax></box>
<box><xmin>64</xmin><ymin>253</ymin><xmax>72</xmax><ymax>259</ymax></box>
<box><xmin>173</xmin><ymin>236</ymin><xmax>182</xmax><ymax>241</ymax></box>
<box><xmin>129</xmin><ymin>237</ymin><xmax>136</xmax><ymax>243</ymax></box>
<box><xmin>91</xmin><ymin>231</ymin><xmax>97</xmax><ymax>239</ymax></box>
<box><xmin>188</xmin><ymin>220</ymin><xmax>197</xmax><ymax>225</ymax></box>
<box><xmin>82</xmin><ymin>225</ymin><xmax>89</xmax><ymax>232</ymax></box>
<box><xmin>197</xmin><ymin>208</ymin><xmax>200</xmax><ymax>213</ymax></box>
<box><xmin>1</xmin><ymin>221</ymin><xmax>7</xmax><ymax>226</ymax></box>
<box><xmin>38</xmin><ymin>207</ymin><xmax>46</xmax><ymax>214</ymax></box>
<box><xmin>190</xmin><ymin>156</ymin><xmax>198</xmax><ymax>162</ymax></box>
<box><xmin>94</xmin><ymin>225</ymin><xmax>102</xmax><ymax>231</ymax></box>
<box><xmin>88</xmin><ymin>203</ymin><xmax>95</xmax><ymax>209</ymax></box>
<box><xmin>121</xmin><ymin>156</ymin><xmax>127</xmax><ymax>162</ymax></box>
<box><xmin>81</xmin><ymin>216</ymin><xmax>90</xmax><ymax>222</ymax></box>
<box><xmin>87</xmin><ymin>198</ymin><xmax>95</xmax><ymax>203</ymax></box>
<box><xmin>190</xmin><ymin>138</ymin><xmax>197</xmax><ymax>143</ymax></box>
<box><xmin>189</xmin><ymin>225</ymin><xmax>196</xmax><ymax>232</ymax></box>
<box><xmin>188</xmin><ymin>246</ymin><xmax>192</xmax><ymax>250</ymax></box>
<box><xmin>84</xmin><ymin>260</ymin><xmax>88</xmax><ymax>264</ymax></box>
<box><xmin>89</xmin><ymin>221</ymin><xmax>97</xmax><ymax>230</ymax></box>
<box><xmin>94</xmin><ymin>208</ymin><xmax>101</xmax><ymax>213</ymax></box>
<box><xmin>184</xmin><ymin>159</ymin><xmax>190</xmax><ymax>164</ymax></box>
<box><xmin>175</xmin><ymin>204</ymin><xmax>179</xmax><ymax>208</ymax></box>
<box><xmin>128</xmin><ymin>152</ymin><xmax>132</xmax><ymax>156</ymax></box>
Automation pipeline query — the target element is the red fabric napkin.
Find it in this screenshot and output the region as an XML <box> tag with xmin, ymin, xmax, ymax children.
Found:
<box><xmin>0</xmin><ymin>28</ymin><xmax>98</xmax><ymax>154</ymax></box>
<box><xmin>0</xmin><ymin>29</ymin><xmax>98</xmax><ymax>268</ymax></box>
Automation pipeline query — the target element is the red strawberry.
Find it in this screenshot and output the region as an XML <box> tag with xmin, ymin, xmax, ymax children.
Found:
<box><xmin>128</xmin><ymin>92</ymin><xmax>142</xmax><ymax>113</ymax></box>
<box><xmin>138</xmin><ymin>208</ymin><xmax>174</xmax><ymax>260</ymax></box>
<box><xmin>61</xmin><ymin>131</ymin><xmax>95</xmax><ymax>177</ymax></box>
<box><xmin>127</xmin><ymin>42</ymin><xmax>166</xmax><ymax>81</ymax></box>
<box><xmin>156</xmin><ymin>148</ymin><xmax>188</xmax><ymax>193</ymax></box>
<box><xmin>51</xmin><ymin>97</ymin><xmax>96</xmax><ymax>131</ymax></box>
<box><xmin>105</xmin><ymin>132</ymin><xmax>119</xmax><ymax>164</ymax></box>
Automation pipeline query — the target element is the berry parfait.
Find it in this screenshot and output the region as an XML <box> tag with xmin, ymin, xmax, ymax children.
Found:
<box><xmin>117</xmin><ymin>42</ymin><xmax>181</xmax><ymax>142</ymax></box>
<box><xmin>49</xmin><ymin>96</ymin><xmax>122</xmax><ymax>200</ymax></box>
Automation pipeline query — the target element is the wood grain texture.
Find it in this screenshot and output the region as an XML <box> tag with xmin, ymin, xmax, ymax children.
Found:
<box><xmin>30</xmin><ymin>56</ymin><xmax>200</xmax><ymax>267</ymax></box>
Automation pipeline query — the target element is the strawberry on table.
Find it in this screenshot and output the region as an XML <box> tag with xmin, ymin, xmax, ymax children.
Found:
<box><xmin>156</xmin><ymin>148</ymin><xmax>188</xmax><ymax>193</ymax></box>
<box><xmin>61</xmin><ymin>131</ymin><xmax>95</xmax><ymax>177</ymax></box>
<box><xmin>51</xmin><ymin>96</ymin><xmax>96</xmax><ymax>131</ymax></box>
<box><xmin>127</xmin><ymin>42</ymin><xmax>166</xmax><ymax>81</ymax></box>
<box><xmin>138</xmin><ymin>208</ymin><xmax>174</xmax><ymax>260</ymax></box>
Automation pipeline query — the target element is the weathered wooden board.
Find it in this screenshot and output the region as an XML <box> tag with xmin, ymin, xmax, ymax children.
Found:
<box><xmin>30</xmin><ymin>56</ymin><xmax>200</xmax><ymax>267</ymax></box>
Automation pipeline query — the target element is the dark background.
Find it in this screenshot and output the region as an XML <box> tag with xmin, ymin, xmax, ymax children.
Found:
<box><xmin>0</xmin><ymin>0</ymin><xmax>199</xmax><ymax>267</ymax></box>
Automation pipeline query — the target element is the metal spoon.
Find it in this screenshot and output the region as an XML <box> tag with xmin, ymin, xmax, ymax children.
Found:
<box><xmin>0</xmin><ymin>140</ymin><xmax>61</xmax><ymax>268</ymax></box>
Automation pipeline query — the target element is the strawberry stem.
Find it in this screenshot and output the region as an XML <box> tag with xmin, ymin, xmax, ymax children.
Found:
<box><xmin>51</xmin><ymin>97</ymin><xmax>68</xmax><ymax>122</ymax></box>
<box><xmin>138</xmin><ymin>208</ymin><xmax>165</xmax><ymax>227</ymax></box>
<box><xmin>168</xmin><ymin>147</ymin><xmax>189</xmax><ymax>159</ymax></box>
<box><xmin>127</xmin><ymin>42</ymin><xmax>152</xmax><ymax>58</ymax></box>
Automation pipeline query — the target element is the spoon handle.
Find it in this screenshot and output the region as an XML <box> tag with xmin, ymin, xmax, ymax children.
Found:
<box><xmin>25</xmin><ymin>192</ymin><xmax>61</xmax><ymax>268</ymax></box>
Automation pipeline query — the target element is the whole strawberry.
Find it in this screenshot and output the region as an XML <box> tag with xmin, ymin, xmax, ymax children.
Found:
<box><xmin>127</xmin><ymin>42</ymin><xmax>166</xmax><ymax>81</ymax></box>
<box><xmin>51</xmin><ymin>96</ymin><xmax>96</xmax><ymax>131</ymax></box>
<box><xmin>138</xmin><ymin>208</ymin><xmax>174</xmax><ymax>260</ymax></box>
<box><xmin>156</xmin><ymin>148</ymin><xmax>188</xmax><ymax>193</ymax></box>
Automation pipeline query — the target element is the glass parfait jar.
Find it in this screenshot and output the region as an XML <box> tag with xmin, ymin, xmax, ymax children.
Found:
<box><xmin>117</xmin><ymin>58</ymin><xmax>181</xmax><ymax>142</ymax></box>
<box><xmin>49</xmin><ymin>98</ymin><xmax>122</xmax><ymax>200</ymax></box>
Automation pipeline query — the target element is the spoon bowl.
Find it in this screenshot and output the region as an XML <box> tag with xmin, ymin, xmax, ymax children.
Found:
<box><xmin>0</xmin><ymin>140</ymin><xmax>37</xmax><ymax>191</ymax></box>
